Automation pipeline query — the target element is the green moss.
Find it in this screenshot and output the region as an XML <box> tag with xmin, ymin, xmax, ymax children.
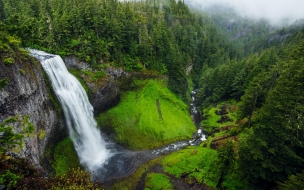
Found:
<box><xmin>214</xmin><ymin>130</ymin><xmax>228</xmax><ymax>138</ymax></box>
<box><xmin>19</xmin><ymin>48</ymin><xmax>30</xmax><ymax>57</ymax></box>
<box><xmin>53</xmin><ymin>137</ymin><xmax>80</xmax><ymax>175</ymax></box>
<box><xmin>161</xmin><ymin>146</ymin><xmax>220</xmax><ymax>188</ymax></box>
<box><xmin>38</xmin><ymin>129</ymin><xmax>45</xmax><ymax>140</ymax></box>
<box><xmin>3</xmin><ymin>57</ymin><xmax>14</xmax><ymax>65</ymax></box>
<box><xmin>0</xmin><ymin>77</ymin><xmax>9</xmax><ymax>90</ymax></box>
<box><xmin>82</xmin><ymin>69</ymin><xmax>90</xmax><ymax>75</ymax></box>
<box><xmin>203</xmin><ymin>136</ymin><xmax>213</xmax><ymax>148</ymax></box>
<box><xmin>7</xmin><ymin>36</ymin><xmax>21</xmax><ymax>47</ymax></box>
<box><xmin>145</xmin><ymin>173</ymin><xmax>173</xmax><ymax>190</ymax></box>
<box><xmin>96</xmin><ymin>79</ymin><xmax>196</xmax><ymax>150</ymax></box>
<box><xmin>202</xmin><ymin>107</ymin><xmax>222</xmax><ymax>129</ymax></box>
<box><xmin>42</xmin><ymin>69</ymin><xmax>62</xmax><ymax>112</ymax></box>
<box><xmin>80</xmin><ymin>69</ymin><xmax>105</xmax><ymax>82</ymax></box>
<box><xmin>19</xmin><ymin>69</ymin><xmax>25</xmax><ymax>75</ymax></box>
<box><xmin>95</xmin><ymin>70</ymin><xmax>105</xmax><ymax>78</ymax></box>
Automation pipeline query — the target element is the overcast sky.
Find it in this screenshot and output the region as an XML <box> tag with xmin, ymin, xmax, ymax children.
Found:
<box><xmin>184</xmin><ymin>0</ymin><xmax>304</xmax><ymax>25</ymax></box>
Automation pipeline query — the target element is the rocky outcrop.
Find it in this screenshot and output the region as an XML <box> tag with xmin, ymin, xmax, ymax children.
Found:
<box><xmin>90</xmin><ymin>67</ymin><xmax>127</xmax><ymax>115</ymax></box>
<box><xmin>64</xmin><ymin>56</ymin><xmax>91</xmax><ymax>70</ymax></box>
<box><xmin>268</xmin><ymin>33</ymin><xmax>292</xmax><ymax>43</ymax></box>
<box><xmin>64</xmin><ymin>56</ymin><xmax>165</xmax><ymax>116</ymax></box>
<box><xmin>64</xmin><ymin>56</ymin><xmax>129</xmax><ymax>115</ymax></box>
<box><xmin>0</xmin><ymin>55</ymin><xmax>62</xmax><ymax>167</ymax></box>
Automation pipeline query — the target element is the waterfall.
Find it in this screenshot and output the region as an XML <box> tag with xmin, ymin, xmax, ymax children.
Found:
<box><xmin>29</xmin><ymin>49</ymin><xmax>112</xmax><ymax>172</ymax></box>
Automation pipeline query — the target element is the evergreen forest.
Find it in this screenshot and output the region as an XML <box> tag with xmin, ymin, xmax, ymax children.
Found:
<box><xmin>1</xmin><ymin>0</ymin><xmax>304</xmax><ymax>189</ymax></box>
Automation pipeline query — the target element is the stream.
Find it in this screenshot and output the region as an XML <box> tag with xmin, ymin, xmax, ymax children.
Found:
<box><xmin>189</xmin><ymin>89</ymin><xmax>206</xmax><ymax>145</ymax></box>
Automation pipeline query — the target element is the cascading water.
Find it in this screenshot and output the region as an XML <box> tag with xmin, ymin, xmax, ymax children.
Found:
<box><xmin>29</xmin><ymin>49</ymin><xmax>112</xmax><ymax>172</ymax></box>
<box><xmin>189</xmin><ymin>89</ymin><xmax>206</xmax><ymax>145</ymax></box>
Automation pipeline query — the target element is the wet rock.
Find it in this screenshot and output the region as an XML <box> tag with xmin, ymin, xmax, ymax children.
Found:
<box><xmin>0</xmin><ymin>56</ymin><xmax>63</xmax><ymax>167</ymax></box>
<box><xmin>64</xmin><ymin>56</ymin><xmax>91</xmax><ymax>70</ymax></box>
<box><xmin>64</xmin><ymin>56</ymin><xmax>167</xmax><ymax>115</ymax></box>
<box><xmin>64</xmin><ymin>56</ymin><xmax>129</xmax><ymax>115</ymax></box>
<box><xmin>90</xmin><ymin>67</ymin><xmax>130</xmax><ymax>115</ymax></box>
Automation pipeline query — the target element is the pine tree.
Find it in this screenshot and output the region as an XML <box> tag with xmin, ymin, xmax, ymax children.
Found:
<box><xmin>239</xmin><ymin>57</ymin><xmax>304</xmax><ymax>187</ymax></box>
<box><xmin>0</xmin><ymin>0</ymin><xmax>5</xmax><ymax>21</ymax></box>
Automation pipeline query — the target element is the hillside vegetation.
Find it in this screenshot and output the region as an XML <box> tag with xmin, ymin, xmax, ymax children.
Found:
<box><xmin>1</xmin><ymin>0</ymin><xmax>239</xmax><ymax>100</ymax></box>
<box><xmin>97</xmin><ymin>79</ymin><xmax>196</xmax><ymax>150</ymax></box>
<box><xmin>1</xmin><ymin>0</ymin><xmax>304</xmax><ymax>189</ymax></box>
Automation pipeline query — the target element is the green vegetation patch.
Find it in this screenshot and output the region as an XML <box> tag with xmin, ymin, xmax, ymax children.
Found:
<box><xmin>3</xmin><ymin>57</ymin><xmax>14</xmax><ymax>65</ymax></box>
<box><xmin>161</xmin><ymin>146</ymin><xmax>220</xmax><ymax>188</ymax></box>
<box><xmin>201</xmin><ymin>101</ymin><xmax>238</xmax><ymax>134</ymax></box>
<box><xmin>68</xmin><ymin>68</ymin><xmax>107</xmax><ymax>95</ymax></box>
<box><xmin>96</xmin><ymin>79</ymin><xmax>196</xmax><ymax>150</ymax></box>
<box><xmin>19</xmin><ymin>69</ymin><xmax>25</xmax><ymax>75</ymax></box>
<box><xmin>42</xmin><ymin>69</ymin><xmax>62</xmax><ymax>112</ymax></box>
<box><xmin>145</xmin><ymin>173</ymin><xmax>173</xmax><ymax>190</ymax></box>
<box><xmin>0</xmin><ymin>77</ymin><xmax>9</xmax><ymax>90</ymax></box>
<box><xmin>38</xmin><ymin>129</ymin><xmax>45</xmax><ymax>140</ymax></box>
<box><xmin>53</xmin><ymin>137</ymin><xmax>81</xmax><ymax>175</ymax></box>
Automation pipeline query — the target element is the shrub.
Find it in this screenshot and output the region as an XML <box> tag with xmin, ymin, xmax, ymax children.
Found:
<box><xmin>0</xmin><ymin>115</ymin><xmax>34</xmax><ymax>157</ymax></box>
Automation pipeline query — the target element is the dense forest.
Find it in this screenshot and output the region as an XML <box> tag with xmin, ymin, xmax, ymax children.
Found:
<box><xmin>1</xmin><ymin>0</ymin><xmax>240</xmax><ymax>100</ymax></box>
<box><xmin>1</xmin><ymin>0</ymin><xmax>304</xmax><ymax>189</ymax></box>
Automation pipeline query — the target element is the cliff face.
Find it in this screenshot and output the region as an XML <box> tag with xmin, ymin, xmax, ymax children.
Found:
<box><xmin>0</xmin><ymin>55</ymin><xmax>62</xmax><ymax>167</ymax></box>
<box><xmin>0</xmin><ymin>52</ymin><xmax>153</xmax><ymax>168</ymax></box>
<box><xmin>64</xmin><ymin>56</ymin><xmax>128</xmax><ymax>115</ymax></box>
<box><xmin>64</xmin><ymin>56</ymin><xmax>162</xmax><ymax>115</ymax></box>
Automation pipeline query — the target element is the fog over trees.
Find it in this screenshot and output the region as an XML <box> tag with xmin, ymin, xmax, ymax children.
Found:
<box><xmin>185</xmin><ymin>0</ymin><xmax>304</xmax><ymax>25</ymax></box>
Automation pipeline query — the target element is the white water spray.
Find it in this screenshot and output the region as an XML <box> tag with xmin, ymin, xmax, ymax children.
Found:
<box><xmin>29</xmin><ymin>49</ymin><xmax>112</xmax><ymax>172</ymax></box>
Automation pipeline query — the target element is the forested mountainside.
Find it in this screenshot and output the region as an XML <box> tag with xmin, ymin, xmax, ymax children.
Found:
<box><xmin>0</xmin><ymin>0</ymin><xmax>239</xmax><ymax>100</ymax></box>
<box><xmin>1</xmin><ymin>0</ymin><xmax>304</xmax><ymax>189</ymax></box>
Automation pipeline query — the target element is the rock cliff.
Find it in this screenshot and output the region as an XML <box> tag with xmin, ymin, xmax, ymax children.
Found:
<box><xmin>0</xmin><ymin>55</ymin><xmax>62</xmax><ymax>167</ymax></box>
<box><xmin>64</xmin><ymin>56</ymin><xmax>162</xmax><ymax>115</ymax></box>
<box><xmin>0</xmin><ymin>52</ymin><xmax>157</xmax><ymax>169</ymax></box>
<box><xmin>64</xmin><ymin>56</ymin><xmax>128</xmax><ymax>115</ymax></box>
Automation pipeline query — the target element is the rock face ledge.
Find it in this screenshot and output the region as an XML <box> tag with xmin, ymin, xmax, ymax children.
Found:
<box><xmin>64</xmin><ymin>56</ymin><xmax>129</xmax><ymax>115</ymax></box>
<box><xmin>0</xmin><ymin>56</ymin><xmax>62</xmax><ymax>167</ymax></box>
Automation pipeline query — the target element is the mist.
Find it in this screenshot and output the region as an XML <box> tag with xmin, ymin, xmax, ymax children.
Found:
<box><xmin>184</xmin><ymin>0</ymin><xmax>304</xmax><ymax>25</ymax></box>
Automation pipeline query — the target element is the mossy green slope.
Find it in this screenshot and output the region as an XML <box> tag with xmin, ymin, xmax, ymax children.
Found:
<box><xmin>145</xmin><ymin>173</ymin><xmax>173</xmax><ymax>190</ymax></box>
<box><xmin>96</xmin><ymin>79</ymin><xmax>196</xmax><ymax>150</ymax></box>
<box><xmin>161</xmin><ymin>146</ymin><xmax>220</xmax><ymax>188</ymax></box>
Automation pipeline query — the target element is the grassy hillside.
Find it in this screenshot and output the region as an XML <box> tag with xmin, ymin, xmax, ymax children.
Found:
<box><xmin>96</xmin><ymin>79</ymin><xmax>196</xmax><ymax>150</ymax></box>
